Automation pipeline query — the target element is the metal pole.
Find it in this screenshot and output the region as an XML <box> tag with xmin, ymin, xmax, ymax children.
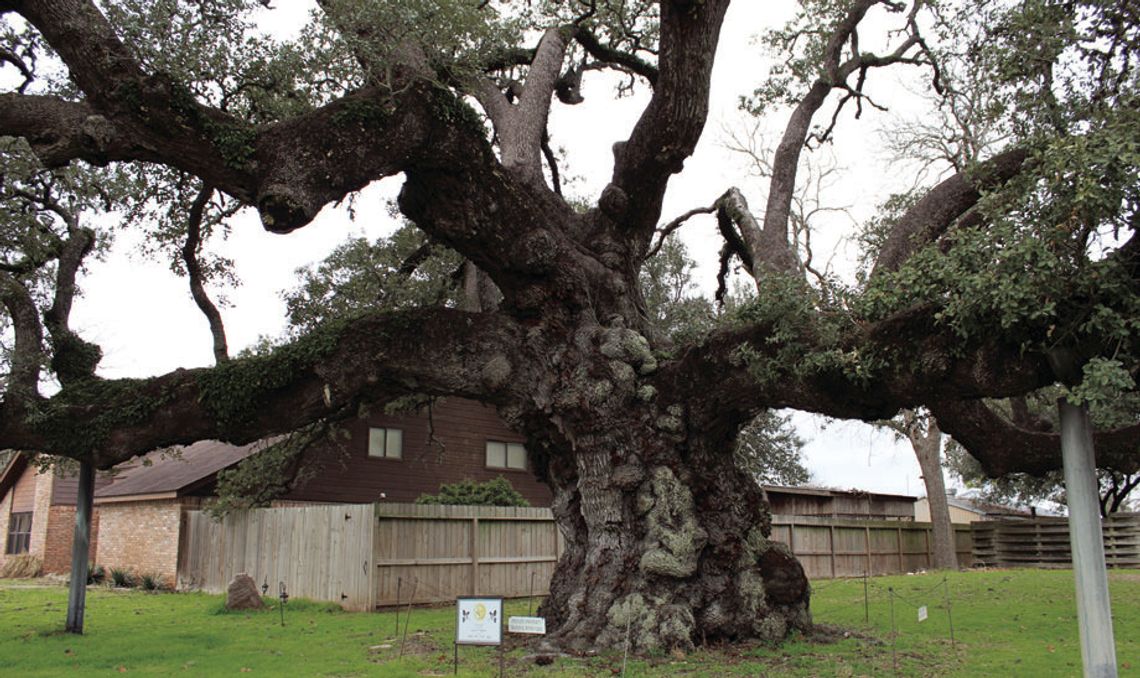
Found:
<box><xmin>889</xmin><ymin>587</ymin><xmax>897</xmax><ymax>676</ymax></box>
<box><xmin>944</xmin><ymin>578</ymin><xmax>956</xmax><ymax>652</ymax></box>
<box><xmin>1059</xmin><ymin>398</ymin><xmax>1118</xmax><ymax>678</ymax></box>
<box><xmin>399</xmin><ymin>578</ymin><xmax>417</xmax><ymax>658</ymax></box>
<box><xmin>528</xmin><ymin>571</ymin><xmax>535</xmax><ymax>616</ymax></box>
<box><xmin>65</xmin><ymin>461</ymin><xmax>95</xmax><ymax>634</ymax></box>
<box><xmin>621</xmin><ymin>600</ymin><xmax>632</xmax><ymax>677</ymax></box>
<box><xmin>395</xmin><ymin>577</ymin><xmax>402</xmax><ymax>637</ymax></box>
<box><xmin>863</xmin><ymin>571</ymin><xmax>869</xmax><ymax>624</ymax></box>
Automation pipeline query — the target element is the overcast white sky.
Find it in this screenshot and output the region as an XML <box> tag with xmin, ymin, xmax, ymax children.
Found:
<box><xmin>64</xmin><ymin>1</ymin><xmax>953</xmax><ymax>498</ymax></box>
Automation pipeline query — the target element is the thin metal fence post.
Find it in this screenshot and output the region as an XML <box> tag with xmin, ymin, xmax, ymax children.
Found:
<box><xmin>528</xmin><ymin>571</ymin><xmax>536</xmax><ymax>616</ymax></box>
<box><xmin>395</xmin><ymin>576</ymin><xmax>402</xmax><ymax>637</ymax></box>
<box><xmin>863</xmin><ymin>571</ymin><xmax>869</xmax><ymax>624</ymax></box>
<box><xmin>889</xmin><ymin>587</ymin><xmax>897</xmax><ymax>676</ymax></box>
<box><xmin>621</xmin><ymin>600</ymin><xmax>632</xmax><ymax>677</ymax></box>
<box><xmin>944</xmin><ymin>577</ymin><xmax>956</xmax><ymax>652</ymax></box>
<box><xmin>400</xmin><ymin>578</ymin><xmax>418</xmax><ymax>658</ymax></box>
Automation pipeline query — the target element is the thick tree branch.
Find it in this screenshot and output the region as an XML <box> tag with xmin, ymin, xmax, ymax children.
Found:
<box><xmin>872</xmin><ymin>147</ymin><xmax>1029</xmax><ymax>275</ymax></box>
<box><xmin>0</xmin><ymin>94</ymin><xmax>161</xmax><ymax>167</ymax></box>
<box><xmin>0</xmin><ymin>309</ymin><xmax>526</xmax><ymax>467</ymax></box>
<box><xmin>660</xmin><ymin>299</ymin><xmax>1057</xmax><ymax>450</ymax></box>
<box><xmin>0</xmin><ymin>272</ymin><xmax>44</xmax><ymax>400</ymax></box>
<box><xmin>932</xmin><ymin>399</ymin><xmax>1140</xmax><ymax>476</ymax></box>
<box><xmin>765</xmin><ymin>1</ymin><xmax>938</xmax><ymax>277</ymax></box>
<box><xmin>610</xmin><ymin>0</ymin><xmax>729</xmax><ymax>239</ymax></box>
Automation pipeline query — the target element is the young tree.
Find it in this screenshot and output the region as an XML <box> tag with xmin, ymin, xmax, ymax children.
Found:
<box><xmin>1</xmin><ymin>0</ymin><xmax>1137</xmax><ymax>652</ymax></box>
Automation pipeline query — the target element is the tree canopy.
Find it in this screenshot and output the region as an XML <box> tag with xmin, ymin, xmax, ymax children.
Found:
<box><xmin>1</xmin><ymin>0</ymin><xmax>1136</xmax><ymax>653</ymax></box>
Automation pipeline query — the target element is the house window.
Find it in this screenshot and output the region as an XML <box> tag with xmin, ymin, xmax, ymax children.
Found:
<box><xmin>486</xmin><ymin>441</ymin><xmax>527</xmax><ymax>470</ymax></box>
<box><xmin>6</xmin><ymin>512</ymin><xmax>32</xmax><ymax>555</ymax></box>
<box><xmin>368</xmin><ymin>427</ymin><xmax>403</xmax><ymax>459</ymax></box>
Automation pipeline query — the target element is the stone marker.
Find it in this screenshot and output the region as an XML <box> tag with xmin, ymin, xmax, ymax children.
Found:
<box><xmin>226</xmin><ymin>573</ymin><xmax>265</xmax><ymax>610</ymax></box>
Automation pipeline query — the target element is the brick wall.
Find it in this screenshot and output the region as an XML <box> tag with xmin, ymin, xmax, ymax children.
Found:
<box><xmin>95</xmin><ymin>500</ymin><xmax>184</xmax><ymax>585</ymax></box>
<box><xmin>41</xmin><ymin>505</ymin><xmax>100</xmax><ymax>575</ymax></box>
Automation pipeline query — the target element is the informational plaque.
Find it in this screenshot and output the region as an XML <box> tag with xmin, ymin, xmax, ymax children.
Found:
<box><xmin>508</xmin><ymin>616</ymin><xmax>547</xmax><ymax>635</ymax></box>
<box><xmin>917</xmin><ymin>605</ymin><xmax>928</xmax><ymax>622</ymax></box>
<box><xmin>456</xmin><ymin>597</ymin><xmax>503</xmax><ymax>645</ymax></box>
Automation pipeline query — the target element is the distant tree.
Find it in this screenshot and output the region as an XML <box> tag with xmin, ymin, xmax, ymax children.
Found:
<box><xmin>735</xmin><ymin>411</ymin><xmax>810</xmax><ymax>487</ymax></box>
<box><xmin>876</xmin><ymin>410</ymin><xmax>958</xmax><ymax>569</ymax></box>
<box><xmin>946</xmin><ymin>447</ymin><xmax>1140</xmax><ymax>517</ymax></box>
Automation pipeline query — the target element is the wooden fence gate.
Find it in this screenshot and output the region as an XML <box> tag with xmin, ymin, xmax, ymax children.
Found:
<box><xmin>179</xmin><ymin>503</ymin><xmax>375</xmax><ymax>610</ymax></box>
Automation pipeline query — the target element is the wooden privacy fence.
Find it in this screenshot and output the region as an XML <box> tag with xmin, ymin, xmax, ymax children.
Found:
<box><xmin>371</xmin><ymin>503</ymin><xmax>563</xmax><ymax>606</ymax></box>
<box><xmin>769</xmin><ymin>515</ymin><xmax>974</xmax><ymax>579</ymax></box>
<box><xmin>177</xmin><ymin>503</ymin><xmax>563</xmax><ymax>610</ymax></box>
<box><xmin>179</xmin><ymin>502</ymin><xmax>984</xmax><ymax>609</ymax></box>
<box><xmin>971</xmin><ymin>513</ymin><xmax>1140</xmax><ymax>569</ymax></box>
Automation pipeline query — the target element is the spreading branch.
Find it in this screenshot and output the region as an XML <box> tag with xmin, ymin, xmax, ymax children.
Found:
<box><xmin>0</xmin><ymin>309</ymin><xmax>525</xmax><ymax>467</ymax></box>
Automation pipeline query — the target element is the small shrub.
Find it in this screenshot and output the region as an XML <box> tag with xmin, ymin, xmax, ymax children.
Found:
<box><xmin>415</xmin><ymin>477</ymin><xmax>529</xmax><ymax>507</ymax></box>
<box><xmin>0</xmin><ymin>554</ymin><xmax>42</xmax><ymax>579</ymax></box>
<box><xmin>139</xmin><ymin>572</ymin><xmax>166</xmax><ymax>591</ymax></box>
<box><xmin>86</xmin><ymin>563</ymin><xmax>106</xmax><ymax>585</ymax></box>
<box><xmin>110</xmin><ymin>567</ymin><xmax>135</xmax><ymax>588</ymax></box>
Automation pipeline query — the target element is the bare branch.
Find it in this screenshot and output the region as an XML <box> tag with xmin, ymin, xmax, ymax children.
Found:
<box><xmin>181</xmin><ymin>184</ymin><xmax>230</xmax><ymax>365</ymax></box>
<box><xmin>648</xmin><ymin>205</ymin><xmax>716</xmax><ymax>258</ymax></box>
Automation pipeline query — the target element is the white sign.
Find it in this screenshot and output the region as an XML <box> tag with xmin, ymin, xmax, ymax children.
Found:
<box><xmin>508</xmin><ymin>616</ymin><xmax>547</xmax><ymax>635</ymax></box>
<box><xmin>917</xmin><ymin>605</ymin><xmax>928</xmax><ymax>622</ymax></box>
<box><xmin>456</xmin><ymin>597</ymin><xmax>503</xmax><ymax>645</ymax></box>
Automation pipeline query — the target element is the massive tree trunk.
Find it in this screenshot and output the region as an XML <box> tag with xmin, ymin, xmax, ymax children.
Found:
<box><xmin>532</xmin><ymin>412</ymin><xmax>810</xmax><ymax>651</ymax></box>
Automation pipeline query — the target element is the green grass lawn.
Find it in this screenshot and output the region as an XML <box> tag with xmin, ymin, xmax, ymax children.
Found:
<box><xmin>0</xmin><ymin>569</ymin><xmax>1136</xmax><ymax>676</ymax></box>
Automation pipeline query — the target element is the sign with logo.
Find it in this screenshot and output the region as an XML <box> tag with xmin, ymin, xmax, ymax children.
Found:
<box><xmin>456</xmin><ymin>597</ymin><xmax>503</xmax><ymax>645</ymax></box>
<box><xmin>917</xmin><ymin>605</ymin><xmax>928</xmax><ymax>622</ymax></box>
<box><xmin>508</xmin><ymin>616</ymin><xmax>547</xmax><ymax>635</ymax></box>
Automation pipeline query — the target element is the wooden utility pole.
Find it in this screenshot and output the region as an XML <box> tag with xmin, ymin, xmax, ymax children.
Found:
<box><xmin>65</xmin><ymin>460</ymin><xmax>95</xmax><ymax>634</ymax></box>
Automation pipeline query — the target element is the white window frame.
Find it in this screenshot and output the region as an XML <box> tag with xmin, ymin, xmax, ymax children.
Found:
<box><xmin>368</xmin><ymin>427</ymin><xmax>403</xmax><ymax>460</ymax></box>
<box><xmin>485</xmin><ymin>441</ymin><xmax>527</xmax><ymax>471</ymax></box>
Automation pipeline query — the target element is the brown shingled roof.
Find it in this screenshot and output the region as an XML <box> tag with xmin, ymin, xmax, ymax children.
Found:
<box><xmin>94</xmin><ymin>440</ymin><xmax>264</xmax><ymax>502</ymax></box>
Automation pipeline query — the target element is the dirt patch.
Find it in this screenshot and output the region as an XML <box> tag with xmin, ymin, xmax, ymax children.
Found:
<box><xmin>806</xmin><ymin>623</ymin><xmax>881</xmax><ymax>645</ymax></box>
<box><xmin>1109</xmin><ymin>572</ymin><xmax>1140</xmax><ymax>583</ymax></box>
<box><xmin>368</xmin><ymin>631</ymin><xmax>439</xmax><ymax>659</ymax></box>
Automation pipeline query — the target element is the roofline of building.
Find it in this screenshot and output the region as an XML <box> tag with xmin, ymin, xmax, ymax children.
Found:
<box><xmin>762</xmin><ymin>484</ymin><xmax>918</xmax><ymax>502</ymax></box>
<box><xmin>93</xmin><ymin>491</ymin><xmax>181</xmax><ymax>505</ymax></box>
<box><xmin>0</xmin><ymin>452</ymin><xmax>29</xmax><ymax>501</ymax></box>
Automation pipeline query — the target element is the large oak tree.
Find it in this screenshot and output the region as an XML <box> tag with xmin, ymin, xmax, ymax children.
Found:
<box><xmin>1</xmin><ymin>0</ymin><xmax>1137</xmax><ymax>652</ymax></box>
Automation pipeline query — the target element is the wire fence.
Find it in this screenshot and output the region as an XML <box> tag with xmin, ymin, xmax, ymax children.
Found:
<box><xmin>811</xmin><ymin>572</ymin><xmax>960</xmax><ymax>675</ymax></box>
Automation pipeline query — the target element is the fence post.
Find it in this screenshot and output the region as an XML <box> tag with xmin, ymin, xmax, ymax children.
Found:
<box><xmin>896</xmin><ymin>526</ymin><xmax>904</xmax><ymax>573</ymax></box>
<box><xmin>470</xmin><ymin>517</ymin><xmax>480</xmax><ymax>596</ymax></box>
<box><xmin>829</xmin><ymin>524</ymin><xmax>837</xmax><ymax>578</ymax></box>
